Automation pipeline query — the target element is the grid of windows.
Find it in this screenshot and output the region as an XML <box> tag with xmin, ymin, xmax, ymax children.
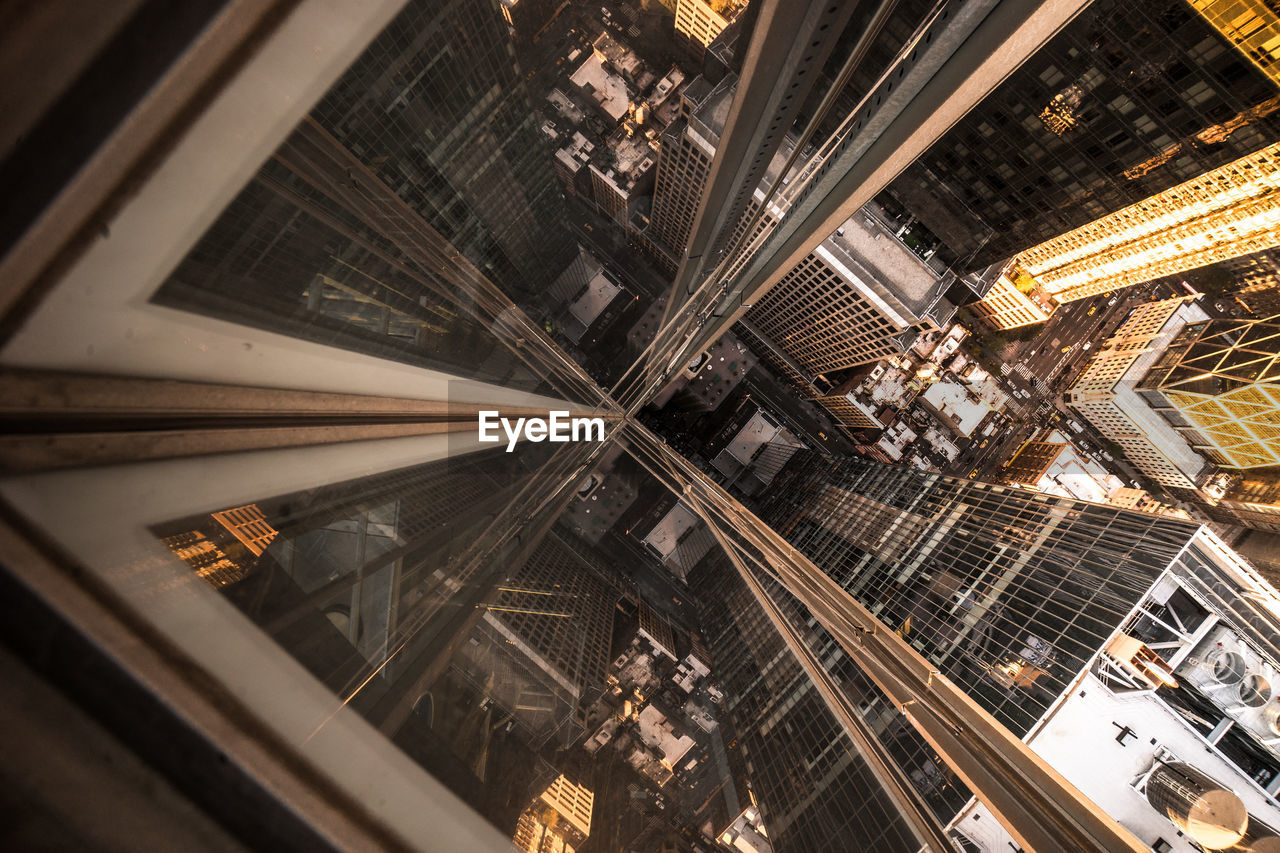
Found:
<box><xmin>746</xmin><ymin>253</ymin><xmax>904</xmax><ymax>376</ymax></box>
<box><xmin>649</xmin><ymin>118</ymin><xmax>715</xmax><ymax>257</ymax></box>
<box><xmin>673</xmin><ymin>0</ymin><xmax>732</xmax><ymax>58</ymax></box>
<box><xmin>884</xmin><ymin>0</ymin><xmax>1280</xmax><ymax>273</ymax></box>
<box><xmin>761</xmin><ymin>455</ymin><xmax>1199</xmax><ymax>737</ymax></box>
<box><xmin>1018</xmin><ymin>143</ymin><xmax>1280</xmax><ymax>301</ymax></box>
<box><xmin>1143</xmin><ymin>316</ymin><xmax>1280</xmax><ymax>467</ymax></box>
<box><xmin>689</xmin><ymin>550</ymin><xmax>942</xmax><ymax>851</ymax></box>
<box><xmin>1187</xmin><ymin>0</ymin><xmax>1280</xmax><ymax>87</ymax></box>
<box><xmin>1071</xmin><ymin>298</ymin><xmax>1211</xmax><ymax>487</ymax></box>
<box><xmin>488</xmin><ymin>532</ymin><xmax>619</xmax><ymax>697</ymax></box>
<box><xmin>153</xmin><ymin>0</ymin><xmax>577</xmax><ymax>386</ymax></box>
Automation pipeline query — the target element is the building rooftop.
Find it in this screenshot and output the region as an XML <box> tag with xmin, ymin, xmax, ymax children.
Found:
<box><xmin>570</xmin><ymin>53</ymin><xmax>633</xmax><ymax>121</ymax></box>
<box><xmin>546</xmin><ymin>89</ymin><xmax>585</xmax><ymax>125</ymax></box>
<box><xmin>922</xmin><ymin>381</ymin><xmax>993</xmax><ymax>438</ymax></box>
<box><xmin>593</xmin><ymin>128</ymin><xmax>657</xmax><ymax>193</ymax></box>
<box><xmin>688</xmin><ymin>74</ymin><xmax>736</xmax><ymax>147</ymax></box>
<box><xmin>567</xmin><ymin>268</ymin><xmax>621</xmax><ymax>330</ymax></box>
<box><xmin>591</xmin><ymin>33</ymin><xmax>642</xmax><ymax>80</ymax></box>
<box><xmin>636</xmin><ymin>704</ymin><xmax>696</xmax><ymax>771</ymax></box>
<box><xmin>647</xmin><ymin>67</ymin><xmax>685</xmax><ymax>111</ymax></box>
<box><xmin>556</xmin><ymin>131</ymin><xmax>595</xmax><ymax>175</ymax></box>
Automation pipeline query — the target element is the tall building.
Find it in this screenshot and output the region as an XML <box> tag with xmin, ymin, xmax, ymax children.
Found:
<box><xmin>1186</xmin><ymin>0</ymin><xmax>1280</xmax><ymax>87</ymax></box>
<box><xmin>7</xmin><ymin>1</ymin><xmax>1280</xmax><ymax>851</ymax></box>
<box><xmin>461</xmin><ymin>532</ymin><xmax>619</xmax><ymax>747</ymax></box>
<box><xmin>883</xmin><ymin>0</ymin><xmax>1280</xmax><ymax>274</ymax></box>
<box><xmin>1016</xmin><ymin>143</ymin><xmax>1280</xmax><ymax>303</ymax></box>
<box><xmin>758</xmin><ymin>454</ymin><xmax>1280</xmax><ymax>852</ymax></box>
<box><xmin>673</xmin><ymin>0</ymin><xmax>741</xmax><ymax>60</ymax></box>
<box><xmin>968</xmin><ymin>266</ymin><xmax>1055</xmax><ymax>330</ymax></box>
<box><xmin>1217</xmin><ymin>469</ymin><xmax>1280</xmax><ymax>533</ymax></box>
<box><xmin>156</xmin><ymin>0</ymin><xmax>579</xmax><ymax>345</ymax></box>
<box><xmin>645</xmin><ymin>76</ymin><xmax>733</xmax><ymax>267</ymax></box>
<box><xmin>688</xmin><ymin>549</ymin><xmax>941</xmax><ymax>852</ymax></box>
<box><xmin>512</xmin><ymin>774</ymin><xmax>594</xmax><ymax>852</ymax></box>
<box><xmin>1069</xmin><ymin>297</ymin><xmax>1216</xmax><ymax>491</ymax></box>
<box><xmin>647</xmin><ymin>74</ymin><xmax>953</xmax><ymax>387</ymax></box>
<box><xmin>1139</xmin><ymin>315</ymin><xmax>1280</xmax><ymax>468</ymax></box>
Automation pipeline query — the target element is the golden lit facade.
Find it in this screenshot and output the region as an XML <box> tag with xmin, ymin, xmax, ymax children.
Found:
<box><xmin>209</xmin><ymin>504</ymin><xmax>278</xmax><ymax>555</ymax></box>
<box><xmin>1185</xmin><ymin>0</ymin><xmax>1280</xmax><ymax>88</ymax></box>
<box><xmin>512</xmin><ymin>774</ymin><xmax>594</xmax><ymax>853</ymax></box>
<box><xmin>161</xmin><ymin>503</ymin><xmax>278</xmax><ymax>589</ymax></box>
<box><xmin>1217</xmin><ymin>470</ymin><xmax>1280</xmax><ymax>532</ymax></box>
<box><xmin>1001</xmin><ymin>440</ymin><xmax>1063</xmax><ymax>486</ymax></box>
<box><xmin>1106</xmin><ymin>487</ymin><xmax>1192</xmax><ymax>519</ymax></box>
<box><xmin>673</xmin><ymin>0</ymin><xmax>732</xmax><ymax>56</ymax></box>
<box><xmin>814</xmin><ymin>393</ymin><xmax>880</xmax><ymax>431</ymax></box>
<box><xmin>1140</xmin><ymin>316</ymin><xmax>1280</xmax><ymax>468</ymax></box>
<box><xmin>1017</xmin><ymin>143</ymin><xmax>1280</xmax><ymax>302</ymax></box>
<box><xmin>970</xmin><ymin>268</ymin><xmax>1056</xmax><ymax>330</ymax></box>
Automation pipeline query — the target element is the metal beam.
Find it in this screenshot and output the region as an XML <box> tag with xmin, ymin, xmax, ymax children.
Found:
<box><xmin>620</xmin><ymin>419</ymin><xmax>1148</xmax><ymax>853</ymax></box>
<box><xmin>659</xmin><ymin>0</ymin><xmax>861</xmax><ymax>325</ymax></box>
<box><xmin>683</xmin><ymin>0</ymin><xmax>1092</xmax><ymax>359</ymax></box>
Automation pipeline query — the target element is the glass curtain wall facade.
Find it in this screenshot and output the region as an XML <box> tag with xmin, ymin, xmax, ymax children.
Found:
<box><xmin>3</xmin><ymin>1</ymin><xmax>1278</xmax><ymax>852</ymax></box>
<box><xmin>884</xmin><ymin>0</ymin><xmax>1280</xmax><ymax>272</ymax></box>
<box><xmin>761</xmin><ymin>454</ymin><xmax>1200</xmax><ymax>735</ymax></box>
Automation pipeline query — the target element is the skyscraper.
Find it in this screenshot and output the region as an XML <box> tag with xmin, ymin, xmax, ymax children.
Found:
<box><xmin>1140</xmin><ymin>314</ymin><xmax>1280</xmax><ymax>468</ymax></box>
<box><xmin>646</xmin><ymin>72</ymin><xmax>953</xmax><ymax>389</ymax></box>
<box><xmin>4</xmin><ymin>1</ymin><xmax>1280</xmax><ymax>851</ymax></box>
<box><xmin>1016</xmin><ymin>143</ymin><xmax>1280</xmax><ymax>303</ymax></box>
<box><xmin>1070</xmin><ymin>296</ymin><xmax>1215</xmax><ymax>491</ymax></box>
<box><xmin>688</xmin><ymin>548</ymin><xmax>947</xmax><ymax>852</ymax></box>
<box><xmin>883</xmin><ymin>0</ymin><xmax>1280</xmax><ymax>274</ymax></box>
<box><xmin>752</xmin><ymin>452</ymin><xmax>1280</xmax><ymax>850</ymax></box>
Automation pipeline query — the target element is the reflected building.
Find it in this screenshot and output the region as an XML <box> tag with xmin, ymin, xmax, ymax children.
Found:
<box><xmin>457</xmin><ymin>532</ymin><xmax>619</xmax><ymax>748</ymax></box>
<box><xmin>160</xmin><ymin>504</ymin><xmax>278</xmax><ymax>590</ymax></box>
<box><xmin>154</xmin><ymin>0</ymin><xmax>577</xmax><ymax>377</ymax></box>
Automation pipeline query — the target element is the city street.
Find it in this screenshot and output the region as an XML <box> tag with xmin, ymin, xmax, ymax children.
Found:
<box><xmin>949</xmin><ymin>279</ymin><xmax>1191</xmax><ymax>480</ymax></box>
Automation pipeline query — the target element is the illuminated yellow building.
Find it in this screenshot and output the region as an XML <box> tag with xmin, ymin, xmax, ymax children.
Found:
<box><xmin>970</xmin><ymin>267</ymin><xmax>1056</xmax><ymax>330</ymax></box>
<box><xmin>1017</xmin><ymin>143</ymin><xmax>1280</xmax><ymax>302</ymax></box>
<box><xmin>161</xmin><ymin>503</ymin><xmax>278</xmax><ymax>588</ymax></box>
<box><xmin>1216</xmin><ymin>470</ymin><xmax>1280</xmax><ymax>532</ymax></box>
<box><xmin>673</xmin><ymin>0</ymin><xmax>736</xmax><ymax>57</ymax></box>
<box><xmin>512</xmin><ymin>774</ymin><xmax>594</xmax><ymax>853</ymax></box>
<box><xmin>1140</xmin><ymin>316</ymin><xmax>1280</xmax><ymax>468</ymax></box>
<box><xmin>1185</xmin><ymin>0</ymin><xmax>1280</xmax><ymax>87</ymax></box>
<box><xmin>1106</xmin><ymin>487</ymin><xmax>1192</xmax><ymax>520</ymax></box>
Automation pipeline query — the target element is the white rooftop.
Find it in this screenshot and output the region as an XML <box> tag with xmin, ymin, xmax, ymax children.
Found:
<box><xmin>643</xmin><ymin>501</ymin><xmax>699</xmax><ymax>559</ymax></box>
<box><xmin>570</xmin><ymin>53</ymin><xmax>632</xmax><ymax>121</ymax></box>
<box><xmin>636</xmin><ymin>704</ymin><xmax>696</xmax><ymax>770</ymax></box>
<box><xmin>923</xmin><ymin>381</ymin><xmax>991</xmax><ymax>437</ymax></box>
